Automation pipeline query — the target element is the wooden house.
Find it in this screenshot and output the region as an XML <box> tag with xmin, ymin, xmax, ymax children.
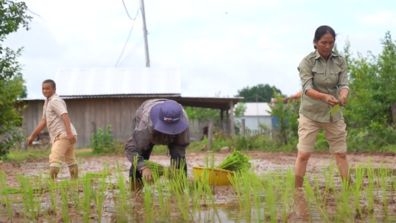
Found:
<box><xmin>21</xmin><ymin>68</ymin><xmax>242</xmax><ymax>147</ymax></box>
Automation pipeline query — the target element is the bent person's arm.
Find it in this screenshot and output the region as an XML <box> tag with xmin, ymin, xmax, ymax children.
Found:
<box><xmin>125</xmin><ymin>130</ymin><xmax>150</xmax><ymax>171</ymax></box>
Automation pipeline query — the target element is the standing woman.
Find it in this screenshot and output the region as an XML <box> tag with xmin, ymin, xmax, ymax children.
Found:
<box><xmin>294</xmin><ymin>25</ymin><xmax>350</xmax><ymax>188</ymax></box>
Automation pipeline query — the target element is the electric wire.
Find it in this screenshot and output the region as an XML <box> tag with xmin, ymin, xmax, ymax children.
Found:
<box><xmin>122</xmin><ymin>0</ymin><xmax>138</xmax><ymax>21</ymax></box>
<box><xmin>115</xmin><ymin>0</ymin><xmax>140</xmax><ymax>66</ymax></box>
<box><xmin>27</xmin><ymin>8</ymin><xmax>41</xmax><ymax>18</ymax></box>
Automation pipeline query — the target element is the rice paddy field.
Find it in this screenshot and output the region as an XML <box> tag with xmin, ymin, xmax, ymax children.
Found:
<box><xmin>0</xmin><ymin>151</ymin><xmax>395</xmax><ymax>222</ymax></box>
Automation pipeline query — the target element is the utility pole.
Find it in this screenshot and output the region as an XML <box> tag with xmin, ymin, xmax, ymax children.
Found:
<box><xmin>140</xmin><ymin>0</ymin><xmax>150</xmax><ymax>67</ymax></box>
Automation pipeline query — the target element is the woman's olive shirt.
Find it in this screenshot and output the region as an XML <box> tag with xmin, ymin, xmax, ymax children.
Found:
<box><xmin>298</xmin><ymin>51</ymin><xmax>349</xmax><ymax>123</ymax></box>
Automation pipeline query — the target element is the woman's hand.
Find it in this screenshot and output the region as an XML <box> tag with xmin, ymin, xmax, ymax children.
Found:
<box><xmin>338</xmin><ymin>88</ymin><xmax>349</xmax><ymax>106</ymax></box>
<box><xmin>141</xmin><ymin>167</ymin><xmax>153</xmax><ymax>182</ymax></box>
<box><xmin>323</xmin><ymin>94</ymin><xmax>339</xmax><ymax>106</ymax></box>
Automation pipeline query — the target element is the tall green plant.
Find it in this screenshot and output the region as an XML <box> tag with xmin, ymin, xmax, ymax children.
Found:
<box><xmin>184</xmin><ymin>107</ymin><xmax>220</xmax><ymax>121</ymax></box>
<box><xmin>344</xmin><ymin>31</ymin><xmax>396</xmax><ymax>151</ymax></box>
<box><xmin>90</xmin><ymin>125</ymin><xmax>115</xmax><ymax>154</ymax></box>
<box><xmin>269</xmin><ymin>95</ymin><xmax>299</xmax><ymax>145</ymax></box>
<box><xmin>0</xmin><ymin>0</ymin><xmax>32</xmax><ymax>158</ymax></box>
<box><xmin>236</xmin><ymin>83</ymin><xmax>283</xmax><ymax>102</ymax></box>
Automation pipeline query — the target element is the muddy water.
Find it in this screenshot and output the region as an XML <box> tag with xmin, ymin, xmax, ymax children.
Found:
<box><xmin>0</xmin><ymin>151</ymin><xmax>395</xmax><ymax>222</ymax></box>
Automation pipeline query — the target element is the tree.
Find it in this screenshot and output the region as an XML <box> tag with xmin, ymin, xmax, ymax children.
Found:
<box><xmin>236</xmin><ymin>84</ymin><xmax>283</xmax><ymax>102</ymax></box>
<box><xmin>344</xmin><ymin>31</ymin><xmax>396</xmax><ymax>150</ymax></box>
<box><xmin>269</xmin><ymin>94</ymin><xmax>299</xmax><ymax>146</ymax></box>
<box><xmin>0</xmin><ymin>0</ymin><xmax>31</xmax><ymax>157</ymax></box>
<box><xmin>184</xmin><ymin>107</ymin><xmax>220</xmax><ymax>121</ymax></box>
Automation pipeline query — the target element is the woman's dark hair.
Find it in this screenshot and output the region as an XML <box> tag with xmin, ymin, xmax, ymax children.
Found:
<box><xmin>313</xmin><ymin>25</ymin><xmax>336</xmax><ymax>48</ymax></box>
<box><xmin>43</xmin><ymin>79</ymin><xmax>56</xmax><ymax>89</ymax></box>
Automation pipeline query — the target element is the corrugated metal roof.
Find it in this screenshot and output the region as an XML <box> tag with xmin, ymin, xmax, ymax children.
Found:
<box><xmin>243</xmin><ymin>102</ymin><xmax>271</xmax><ymax>116</ymax></box>
<box><xmin>59</xmin><ymin>93</ymin><xmax>180</xmax><ymax>99</ymax></box>
<box><xmin>21</xmin><ymin>95</ymin><xmax>243</xmax><ymax>111</ymax></box>
<box><xmin>53</xmin><ymin>67</ymin><xmax>181</xmax><ymax>96</ymax></box>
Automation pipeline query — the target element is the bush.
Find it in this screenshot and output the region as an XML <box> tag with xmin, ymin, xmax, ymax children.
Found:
<box><xmin>347</xmin><ymin>124</ymin><xmax>396</xmax><ymax>152</ymax></box>
<box><xmin>234</xmin><ymin>135</ymin><xmax>276</xmax><ymax>151</ymax></box>
<box><xmin>188</xmin><ymin>133</ymin><xmax>278</xmax><ymax>152</ymax></box>
<box><xmin>90</xmin><ymin>126</ymin><xmax>117</xmax><ymax>154</ymax></box>
<box><xmin>0</xmin><ymin>127</ymin><xmax>24</xmax><ymax>159</ymax></box>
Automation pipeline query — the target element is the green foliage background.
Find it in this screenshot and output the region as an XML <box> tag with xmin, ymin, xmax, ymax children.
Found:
<box><xmin>343</xmin><ymin>32</ymin><xmax>396</xmax><ymax>152</ymax></box>
<box><xmin>1</xmin><ymin>0</ymin><xmax>396</xmax><ymax>155</ymax></box>
<box><xmin>268</xmin><ymin>31</ymin><xmax>396</xmax><ymax>152</ymax></box>
<box><xmin>0</xmin><ymin>0</ymin><xmax>31</xmax><ymax>157</ymax></box>
<box><xmin>183</xmin><ymin>32</ymin><xmax>396</xmax><ymax>153</ymax></box>
<box><xmin>236</xmin><ymin>83</ymin><xmax>283</xmax><ymax>102</ymax></box>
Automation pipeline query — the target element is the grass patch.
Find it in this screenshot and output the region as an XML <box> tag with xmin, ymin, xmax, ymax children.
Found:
<box><xmin>6</xmin><ymin>148</ymin><xmax>49</xmax><ymax>162</ymax></box>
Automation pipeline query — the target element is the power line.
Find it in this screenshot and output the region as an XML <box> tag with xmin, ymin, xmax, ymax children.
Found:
<box><xmin>115</xmin><ymin>0</ymin><xmax>140</xmax><ymax>67</ymax></box>
<box><xmin>115</xmin><ymin>22</ymin><xmax>137</xmax><ymax>67</ymax></box>
<box><xmin>121</xmin><ymin>0</ymin><xmax>138</xmax><ymax>21</ymax></box>
<box><xmin>27</xmin><ymin>9</ymin><xmax>41</xmax><ymax>18</ymax></box>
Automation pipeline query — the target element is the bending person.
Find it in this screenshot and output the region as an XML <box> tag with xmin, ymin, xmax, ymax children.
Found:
<box><xmin>125</xmin><ymin>99</ymin><xmax>190</xmax><ymax>190</ymax></box>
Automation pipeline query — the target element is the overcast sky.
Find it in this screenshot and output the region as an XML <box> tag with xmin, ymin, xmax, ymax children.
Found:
<box><xmin>5</xmin><ymin>0</ymin><xmax>396</xmax><ymax>99</ymax></box>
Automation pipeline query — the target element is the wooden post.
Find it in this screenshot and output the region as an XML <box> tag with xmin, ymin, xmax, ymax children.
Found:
<box><xmin>392</xmin><ymin>103</ymin><xmax>396</xmax><ymax>123</ymax></box>
<box><xmin>229</xmin><ymin>101</ymin><xmax>235</xmax><ymax>136</ymax></box>
<box><xmin>241</xmin><ymin>118</ymin><xmax>246</xmax><ymax>136</ymax></box>
<box><xmin>207</xmin><ymin>120</ymin><xmax>213</xmax><ymax>150</ymax></box>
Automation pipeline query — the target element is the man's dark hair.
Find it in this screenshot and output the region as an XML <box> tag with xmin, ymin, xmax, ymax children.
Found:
<box><xmin>43</xmin><ymin>79</ymin><xmax>56</xmax><ymax>89</ymax></box>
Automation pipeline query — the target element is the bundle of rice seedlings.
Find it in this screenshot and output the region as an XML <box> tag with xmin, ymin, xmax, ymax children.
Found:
<box><xmin>144</xmin><ymin>160</ymin><xmax>167</xmax><ymax>176</ymax></box>
<box><xmin>216</xmin><ymin>150</ymin><xmax>251</xmax><ymax>172</ymax></box>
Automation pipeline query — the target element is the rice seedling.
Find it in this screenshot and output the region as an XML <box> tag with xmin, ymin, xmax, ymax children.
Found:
<box><xmin>366</xmin><ymin>166</ymin><xmax>376</xmax><ymax>217</ymax></box>
<box><xmin>0</xmin><ymin>156</ymin><xmax>394</xmax><ymax>222</ymax></box>
<box><xmin>262</xmin><ymin>172</ymin><xmax>281</xmax><ymax>222</ymax></box>
<box><xmin>94</xmin><ymin>170</ymin><xmax>108</xmax><ymax>220</ymax></box>
<box><xmin>169</xmin><ymin>170</ymin><xmax>191</xmax><ymax>221</ymax></box>
<box><xmin>304</xmin><ymin>176</ymin><xmax>330</xmax><ymax>222</ymax></box>
<box><xmin>59</xmin><ymin>180</ymin><xmax>71</xmax><ymax>222</ymax></box>
<box><xmin>230</xmin><ymin>171</ymin><xmax>259</xmax><ymax>221</ymax></box>
<box><xmin>351</xmin><ymin>166</ymin><xmax>365</xmax><ymax>219</ymax></box>
<box><xmin>47</xmin><ymin>180</ymin><xmax>58</xmax><ymax>215</ymax></box>
<box><xmin>69</xmin><ymin>179</ymin><xmax>82</xmax><ymax>211</ymax></box>
<box><xmin>278</xmin><ymin>170</ymin><xmax>295</xmax><ymax>221</ymax></box>
<box><xmin>0</xmin><ymin>171</ymin><xmax>14</xmax><ymax>219</ymax></box>
<box><xmin>323</xmin><ymin>164</ymin><xmax>336</xmax><ymax>192</ymax></box>
<box><xmin>17</xmin><ymin>175</ymin><xmax>41</xmax><ymax>220</ymax></box>
<box><xmin>189</xmin><ymin>172</ymin><xmax>214</xmax><ymax>222</ymax></box>
<box><xmin>152</xmin><ymin>177</ymin><xmax>172</xmax><ymax>220</ymax></box>
<box><xmin>81</xmin><ymin>174</ymin><xmax>93</xmax><ymax>222</ymax></box>
<box><xmin>114</xmin><ymin>165</ymin><xmax>131</xmax><ymax>222</ymax></box>
<box><xmin>142</xmin><ymin>182</ymin><xmax>154</xmax><ymax>222</ymax></box>
<box><xmin>378</xmin><ymin>167</ymin><xmax>391</xmax><ymax>218</ymax></box>
<box><xmin>335</xmin><ymin>183</ymin><xmax>354</xmax><ymax>222</ymax></box>
<box><xmin>217</xmin><ymin>150</ymin><xmax>251</xmax><ymax>172</ymax></box>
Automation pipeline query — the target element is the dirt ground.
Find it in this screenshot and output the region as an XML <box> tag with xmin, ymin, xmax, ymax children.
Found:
<box><xmin>0</xmin><ymin>151</ymin><xmax>395</xmax><ymax>222</ymax></box>
<box><xmin>1</xmin><ymin>151</ymin><xmax>395</xmax><ymax>185</ymax></box>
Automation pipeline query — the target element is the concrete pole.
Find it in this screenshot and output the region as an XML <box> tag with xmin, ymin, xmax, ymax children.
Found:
<box><xmin>140</xmin><ymin>0</ymin><xmax>150</xmax><ymax>67</ymax></box>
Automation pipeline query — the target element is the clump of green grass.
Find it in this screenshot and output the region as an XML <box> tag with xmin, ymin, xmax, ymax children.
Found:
<box><xmin>217</xmin><ymin>150</ymin><xmax>251</xmax><ymax>172</ymax></box>
<box><xmin>0</xmin><ymin>171</ymin><xmax>14</xmax><ymax>219</ymax></box>
<box><xmin>6</xmin><ymin>148</ymin><xmax>49</xmax><ymax>162</ymax></box>
<box><xmin>144</xmin><ymin>160</ymin><xmax>167</xmax><ymax>176</ymax></box>
<box><xmin>17</xmin><ymin>175</ymin><xmax>41</xmax><ymax>220</ymax></box>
